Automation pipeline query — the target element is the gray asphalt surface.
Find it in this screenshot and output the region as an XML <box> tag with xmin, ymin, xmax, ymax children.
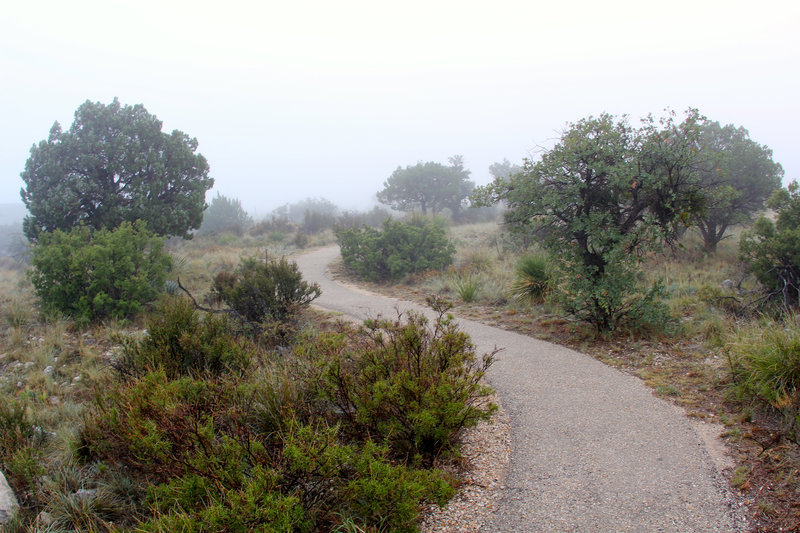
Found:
<box><xmin>294</xmin><ymin>246</ymin><xmax>746</xmax><ymax>532</ymax></box>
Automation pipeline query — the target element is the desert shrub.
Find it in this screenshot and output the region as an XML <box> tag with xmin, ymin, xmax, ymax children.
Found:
<box><xmin>116</xmin><ymin>297</ymin><xmax>252</xmax><ymax>379</ymax></box>
<box><xmin>512</xmin><ymin>251</ymin><xmax>553</xmax><ymax>303</ymax></box>
<box><xmin>80</xmin><ymin>370</ymin><xmax>454</xmax><ymax>531</ymax></box>
<box><xmin>336</xmin><ymin>217</ymin><xmax>455</xmax><ymax>282</ymax></box>
<box><xmin>728</xmin><ymin>315</ymin><xmax>800</xmax><ymax>438</ymax></box>
<box><xmin>740</xmin><ymin>181</ymin><xmax>800</xmax><ymax>310</ymax></box>
<box><xmin>210</xmin><ymin>255</ymin><xmax>321</xmax><ymax>339</ymax></box>
<box><xmin>29</xmin><ymin>221</ymin><xmax>171</xmax><ymax>323</ymax></box>
<box><xmin>553</xmin><ymin>245</ymin><xmax>672</xmax><ymax>334</ymax></box>
<box><xmin>305</xmin><ymin>300</ymin><xmax>496</xmax><ymax>463</ymax></box>
<box><xmin>343</xmin><ymin>441</ymin><xmax>454</xmax><ymax>532</ymax></box>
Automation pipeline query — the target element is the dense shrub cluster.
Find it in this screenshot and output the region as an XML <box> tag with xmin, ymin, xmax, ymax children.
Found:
<box><xmin>336</xmin><ymin>217</ymin><xmax>455</xmax><ymax>282</ymax></box>
<box><xmin>299</xmin><ymin>301</ymin><xmax>497</xmax><ymax>464</ymax></box>
<box><xmin>116</xmin><ymin>297</ymin><xmax>252</xmax><ymax>379</ymax></box>
<box><xmin>29</xmin><ymin>221</ymin><xmax>171</xmax><ymax>323</ymax></box>
<box><xmin>61</xmin><ymin>295</ymin><xmax>492</xmax><ymax>531</ymax></box>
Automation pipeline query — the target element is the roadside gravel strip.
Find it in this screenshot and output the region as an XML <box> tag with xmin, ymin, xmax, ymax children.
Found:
<box><xmin>294</xmin><ymin>247</ymin><xmax>748</xmax><ymax>532</ymax></box>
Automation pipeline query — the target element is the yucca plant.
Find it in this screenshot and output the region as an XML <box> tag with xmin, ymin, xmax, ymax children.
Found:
<box><xmin>512</xmin><ymin>251</ymin><xmax>552</xmax><ymax>304</ymax></box>
<box><xmin>451</xmin><ymin>273</ymin><xmax>481</xmax><ymax>303</ymax></box>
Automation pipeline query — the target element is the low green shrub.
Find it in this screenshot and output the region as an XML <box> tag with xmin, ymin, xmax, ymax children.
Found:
<box><xmin>336</xmin><ymin>217</ymin><xmax>455</xmax><ymax>282</ymax></box>
<box><xmin>80</xmin><ymin>370</ymin><xmax>454</xmax><ymax>531</ymax></box>
<box><xmin>116</xmin><ymin>297</ymin><xmax>252</xmax><ymax>379</ymax></box>
<box><xmin>29</xmin><ymin>221</ymin><xmax>171</xmax><ymax>323</ymax></box>
<box><xmin>305</xmin><ymin>299</ymin><xmax>497</xmax><ymax>463</ymax></box>
<box><xmin>211</xmin><ymin>255</ymin><xmax>320</xmax><ymax>337</ymax></box>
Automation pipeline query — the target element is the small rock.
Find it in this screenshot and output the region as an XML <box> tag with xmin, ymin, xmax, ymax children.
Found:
<box><xmin>0</xmin><ymin>470</ymin><xmax>19</xmax><ymax>525</ymax></box>
<box><xmin>37</xmin><ymin>510</ymin><xmax>54</xmax><ymax>527</ymax></box>
<box><xmin>43</xmin><ymin>365</ymin><xmax>54</xmax><ymax>376</ymax></box>
<box><xmin>73</xmin><ymin>374</ymin><xmax>82</xmax><ymax>383</ymax></box>
<box><xmin>721</xmin><ymin>279</ymin><xmax>734</xmax><ymax>290</ymax></box>
<box><xmin>74</xmin><ymin>488</ymin><xmax>97</xmax><ymax>500</ymax></box>
<box><xmin>24</xmin><ymin>361</ymin><xmax>35</xmax><ymax>369</ymax></box>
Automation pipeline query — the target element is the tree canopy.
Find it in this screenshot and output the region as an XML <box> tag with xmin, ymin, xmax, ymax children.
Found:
<box><xmin>474</xmin><ymin>110</ymin><xmax>704</xmax><ymax>330</ymax></box>
<box><xmin>693</xmin><ymin>121</ymin><xmax>783</xmax><ymax>252</ymax></box>
<box><xmin>377</xmin><ymin>156</ymin><xmax>474</xmax><ymax>217</ymax></box>
<box><xmin>20</xmin><ymin>98</ymin><xmax>213</xmax><ymax>240</ymax></box>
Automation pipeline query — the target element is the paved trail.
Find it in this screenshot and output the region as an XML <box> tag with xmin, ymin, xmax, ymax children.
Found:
<box><xmin>295</xmin><ymin>247</ymin><xmax>745</xmax><ymax>532</ymax></box>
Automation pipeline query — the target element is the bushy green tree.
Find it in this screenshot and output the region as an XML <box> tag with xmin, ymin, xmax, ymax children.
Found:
<box><xmin>740</xmin><ymin>182</ymin><xmax>800</xmax><ymax>309</ymax></box>
<box><xmin>29</xmin><ymin>221</ymin><xmax>171</xmax><ymax>322</ymax></box>
<box><xmin>199</xmin><ymin>193</ymin><xmax>252</xmax><ymax>235</ymax></box>
<box><xmin>21</xmin><ymin>98</ymin><xmax>213</xmax><ymax>240</ymax></box>
<box><xmin>693</xmin><ymin>121</ymin><xmax>783</xmax><ymax>252</ymax></box>
<box><xmin>474</xmin><ymin>110</ymin><xmax>704</xmax><ymax>331</ymax></box>
<box><xmin>377</xmin><ymin>156</ymin><xmax>474</xmax><ymax>217</ymax></box>
<box><xmin>336</xmin><ymin>217</ymin><xmax>455</xmax><ymax>282</ymax></box>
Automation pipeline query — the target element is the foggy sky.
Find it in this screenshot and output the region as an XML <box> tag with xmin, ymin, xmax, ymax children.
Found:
<box><xmin>2</xmin><ymin>0</ymin><xmax>798</xmax><ymax>217</ymax></box>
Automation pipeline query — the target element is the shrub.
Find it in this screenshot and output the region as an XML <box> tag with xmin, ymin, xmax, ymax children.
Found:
<box><xmin>740</xmin><ymin>181</ymin><xmax>800</xmax><ymax>310</ymax></box>
<box><xmin>116</xmin><ymin>297</ymin><xmax>252</xmax><ymax>379</ymax></box>
<box><xmin>80</xmin><ymin>371</ymin><xmax>454</xmax><ymax>531</ymax></box>
<box><xmin>512</xmin><ymin>251</ymin><xmax>552</xmax><ymax>303</ymax></box>
<box><xmin>210</xmin><ymin>255</ymin><xmax>321</xmax><ymax>338</ymax></box>
<box><xmin>305</xmin><ymin>299</ymin><xmax>497</xmax><ymax>463</ymax></box>
<box><xmin>336</xmin><ymin>217</ymin><xmax>455</xmax><ymax>282</ymax></box>
<box><xmin>728</xmin><ymin>315</ymin><xmax>800</xmax><ymax>438</ymax></box>
<box><xmin>29</xmin><ymin>221</ymin><xmax>171</xmax><ymax>323</ymax></box>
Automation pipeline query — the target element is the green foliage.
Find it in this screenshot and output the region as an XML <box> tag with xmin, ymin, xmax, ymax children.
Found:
<box><xmin>29</xmin><ymin>221</ymin><xmax>171</xmax><ymax>323</ymax></box>
<box><xmin>377</xmin><ymin>156</ymin><xmax>474</xmax><ymax>218</ymax></box>
<box><xmin>728</xmin><ymin>315</ymin><xmax>800</xmax><ymax>438</ymax></box>
<box><xmin>473</xmin><ymin>110</ymin><xmax>703</xmax><ymax>331</ymax></box>
<box><xmin>693</xmin><ymin>121</ymin><xmax>783</xmax><ymax>253</ymax></box>
<box><xmin>211</xmin><ymin>255</ymin><xmax>321</xmax><ymax>335</ymax></box>
<box><xmin>512</xmin><ymin>251</ymin><xmax>553</xmax><ymax>303</ymax></box>
<box><xmin>740</xmin><ymin>182</ymin><xmax>800</xmax><ymax>309</ymax></box>
<box><xmin>451</xmin><ymin>273</ymin><xmax>480</xmax><ymax>303</ymax></box>
<box><xmin>336</xmin><ymin>217</ymin><xmax>455</xmax><ymax>282</ymax></box>
<box><xmin>116</xmin><ymin>297</ymin><xmax>252</xmax><ymax>379</ymax></box>
<box><xmin>81</xmin><ymin>367</ymin><xmax>455</xmax><ymax>531</ymax></box>
<box><xmin>21</xmin><ymin>98</ymin><xmax>213</xmax><ymax>240</ymax></box>
<box><xmin>199</xmin><ymin>193</ymin><xmax>252</xmax><ymax>235</ymax></box>
<box><xmin>306</xmin><ymin>301</ymin><xmax>496</xmax><ymax>463</ymax></box>
<box><xmin>344</xmin><ymin>441</ymin><xmax>455</xmax><ymax>532</ymax></box>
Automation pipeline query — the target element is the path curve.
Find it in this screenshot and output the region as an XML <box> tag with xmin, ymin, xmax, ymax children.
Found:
<box><xmin>295</xmin><ymin>246</ymin><xmax>746</xmax><ymax>532</ymax></box>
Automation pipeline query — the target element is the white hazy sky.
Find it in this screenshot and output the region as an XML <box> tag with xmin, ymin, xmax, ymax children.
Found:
<box><xmin>1</xmin><ymin>0</ymin><xmax>798</xmax><ymax>216</ymax></box>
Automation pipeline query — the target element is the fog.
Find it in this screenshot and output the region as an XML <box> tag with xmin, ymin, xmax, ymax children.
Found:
<box><xmin>2</xmin><ymin>0</ymin><xmax>798</xmax><ymax>217</ymax></box>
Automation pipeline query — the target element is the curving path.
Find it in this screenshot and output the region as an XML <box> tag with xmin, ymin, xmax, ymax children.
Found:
<box><xmin>295</xmin><ymin>247</ymin><xmax>746</xmax><ymax>532</ymax></box>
